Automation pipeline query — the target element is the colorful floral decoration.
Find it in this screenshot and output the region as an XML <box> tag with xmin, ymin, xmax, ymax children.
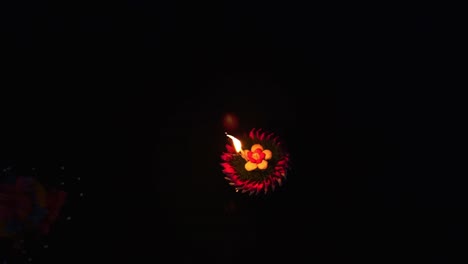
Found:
<box><xmin>0</xmin><ymin>175</ymin><xmax>66</xmax><ymax>238</ymax></box>
<box><xmin>0</xmin><ymin>167</ymin><xmax>69</xmax><ymax>262</ymax></box>
<box><xmin>221</xmin><ymin>128</ymin><xmax>291</xmax><ymax>195</ymax></box>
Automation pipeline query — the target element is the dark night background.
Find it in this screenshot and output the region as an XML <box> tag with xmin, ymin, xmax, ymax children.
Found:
<box><xmin>1</xmin><ymin>1</ymin><xmax>466</xmax><ymax>263</ymax></box>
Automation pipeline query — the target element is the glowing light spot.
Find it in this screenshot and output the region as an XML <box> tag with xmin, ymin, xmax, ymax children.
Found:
<box><xmin>223</xmin><ymin>113</ymin><xmax>239</xmax><ymax>131</ymax></box>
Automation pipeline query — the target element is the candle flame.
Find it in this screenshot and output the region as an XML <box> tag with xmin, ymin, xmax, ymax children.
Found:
<box><xmin>226</xmin><ymin>133</ymin><xmax>242</xmax><ymax>153</ymax></box>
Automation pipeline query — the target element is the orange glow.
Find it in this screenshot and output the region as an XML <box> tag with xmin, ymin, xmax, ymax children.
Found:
<box><xmin>223</xmin><ymin>113</ymin><xmax>239</xmax><ymax>131</ymax></box>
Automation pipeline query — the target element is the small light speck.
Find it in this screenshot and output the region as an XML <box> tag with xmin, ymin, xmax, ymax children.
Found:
<box><xmin>60</xmin><ymin>182</ymin><xmax>64</xmax><ymax>185</ymax></box>
<box><xmin>77</xmin><ymin>177</ymin><xmax>81</xmax><ymax>181</ymax></box>
<box><xmin>32</xmin><ymin>168</ymin><xmax>36</xmax><ymax>170</ymax></box>
<box><xmin>43</xmin><ymin>244</ymin><xmax>48</xmax><ymax>249</ymax></box>
<box><xmin>66</xmin><ymin>216</ymin><xmax>71</xmax><ymax>220</ymax></box>
<box><xmin>79</xmin><ymin>193</ymin><xmax>84</xmax><ymax>197</ymax></box>
<box><xmin>28</xmin><ymin>257</ymin><xmax>32</xmax><ymax>262</ymax></box>
<box><xmin>61</xmin><ymin>166</ymin><xmax>65</xmax><ymax>170</ymax></box>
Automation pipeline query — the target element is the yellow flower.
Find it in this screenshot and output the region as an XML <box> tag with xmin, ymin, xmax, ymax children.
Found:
<box><xmin>244</xmin><ymin>144</ymin><xmax>272</xmax><ymax>171</ymax></box>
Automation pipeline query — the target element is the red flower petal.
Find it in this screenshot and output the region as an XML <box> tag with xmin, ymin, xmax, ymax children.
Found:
<box><xmin>264</xmin><ymin>178</ymin><xmax>271</xmax><ymax>188</ymax></box>
<box><xmin>221</xmin><ymin>153</ymin><xmax>232</xmax><ymax>161</ymax></box>
<box><xmin>258</xmin><ymin>151</ymin><xmax>265</xmax><ymax>161</ymax></box>
<box><xmin>259</xmin><ymin>132</ymin><xmax>265</xmax><ymax>140</ymax></box>
<box><xmin>266</xmin><ymin>133</ymin><xmax>273</xmax><ymax>141</ymax></box>
<box><xmin>232</xmin><ymin>178</ymin><xmax>243</xmax><ymax>186</ymax></box>
<box><xmin>250</xmin><ymin>182</ymin><xmax>258</xmax><ymax>193</ymax></box>
<box><xmin>247</xmin><ymin>152</ymin><xmax>254</xmax><ymax>162</ymax></box>
<box><xmin>246</xmin><ymin>149</ymin><xmax>265</xmax><ymax>163</ymax></box>
<box><xmin>221</xmin><ymin>163</ymin><xmax>230</xmax><ymax>170</ymax></box>
<box><xmin>225</xmin><ymin>144</ymin><xmax>235</xmax><ymax>153</ymax></box>
<box><xmin>263</xmin><ymin>180</ymin><xmax>270</xmax><ymax>194</ymax></box>
<box><xmin>273</xmin><ymin>136</ymin><xmax>279</xmax><ymax>144</ymax></box>
<box><xmin>221</xmin><ymin>163</ymin><xmax>236</xmax><ymax>174</ymax></box>
<box><xmin>245</xmin><ymin>181</ymin><xmax>255</xmax><ymax>190</ymax></box>
<box><xmin>249</xmin><ymin>129</ymin><xmax>255</xmax><ymax>139</ymax></box>
<box><xmin>223</xmin><ymin>168</ymin><xmax>235</xmax><ymax>174</ymax></box>
<box><xmin>256</xmin><ymin>182</ymin><xmax>264</xmax><ymax>191</ymax></box>
<box><xmin>277</xmin><ymin>159</ymin><xmax>287</xmax><ymax>166</ymax></box>
<box><xmin>255</xmin><ymin>128</ymin><xmax>262</xmax><ymax>139</ymax></box>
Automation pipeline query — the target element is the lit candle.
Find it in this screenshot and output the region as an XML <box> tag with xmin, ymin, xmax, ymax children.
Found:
<box><xmin>225</xmin><ymin>132</ymin><xmax>247</xmax><ymax>160</ymax></box>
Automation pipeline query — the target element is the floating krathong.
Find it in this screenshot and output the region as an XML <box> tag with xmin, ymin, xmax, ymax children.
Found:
<box><xmin>221</xmin><ymin>128</ymin><xmax>291</xmax><ymax>195</ymax></box>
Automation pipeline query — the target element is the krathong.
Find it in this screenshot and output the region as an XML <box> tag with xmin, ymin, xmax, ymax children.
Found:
<box><xmin>221</xmin><ymin>128</ymin><xmax>290</xmax><ymax>195</ymax></box>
